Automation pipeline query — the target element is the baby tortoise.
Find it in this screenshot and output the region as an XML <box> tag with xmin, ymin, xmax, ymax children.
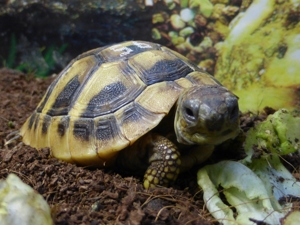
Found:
<box><xmin>17</xmin><ymin>41</ymin><xmax>240</xmax><ymax>189</ymax></box>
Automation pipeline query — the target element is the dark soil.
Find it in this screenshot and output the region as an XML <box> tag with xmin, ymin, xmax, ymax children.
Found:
<box><xmin>0</xmin><ymin>68</ymin><xmax>298</xmax><ymax>225</ymax></box>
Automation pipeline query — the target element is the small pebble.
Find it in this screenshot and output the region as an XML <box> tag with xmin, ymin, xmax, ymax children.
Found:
<box><xmin>180</xmin><ymin>8</ymin><xmax>195</xmax><ymax>22</ymax></box>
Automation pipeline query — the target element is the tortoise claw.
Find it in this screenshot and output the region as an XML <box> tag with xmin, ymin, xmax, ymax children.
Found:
<box><xmin>5</xmin><ymin>130</ymin><xmax>21</xmax><ymax>146</ymax></box>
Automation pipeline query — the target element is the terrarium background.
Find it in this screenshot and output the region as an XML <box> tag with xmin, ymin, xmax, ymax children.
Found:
<box><xmin>0</xmin><ymin>0</ymin><xmax>242</xmax><ymax>77</ymax></box>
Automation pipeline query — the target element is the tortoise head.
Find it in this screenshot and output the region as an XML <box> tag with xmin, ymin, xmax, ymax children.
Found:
<box><xmin>174</xmin><ymin>85</ymin><xmax>240</xmax><ymax>146</ymax></box>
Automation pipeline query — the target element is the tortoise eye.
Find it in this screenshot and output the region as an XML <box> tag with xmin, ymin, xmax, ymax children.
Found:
<box><xmin>226</xmin><ymin>96</ymin><xmax>239</xmax><ymax>121</ymax></box>
<box><xmin>185</xmin><ymin>107</ymin><xmax>194</xmax><ymax>118</ymax></box>
<box><xmin>229</xmin><ymin>105</ymin><xmax>239</xmax><ymax>120</ymax></box>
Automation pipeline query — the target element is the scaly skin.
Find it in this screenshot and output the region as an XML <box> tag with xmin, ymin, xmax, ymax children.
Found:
<box><xmin>116</xmin><ymin>133</ymin><xmax>181</xmax><ymax>189</ymax></box>
<box><xmin>143</xmin><ymin>134</ymin><xmax>181</xmax><ymax>189</ymax></box>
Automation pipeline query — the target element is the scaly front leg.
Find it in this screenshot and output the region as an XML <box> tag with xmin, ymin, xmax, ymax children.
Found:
<box><xmin>142</xmin><ymin>134</ymin><xmax>181</xmax><ymax>189</ymax></box>
<box><xmin>116</xmin><ymin>133</ymin><xmax>181</xmax><ymax>189</ymax></box>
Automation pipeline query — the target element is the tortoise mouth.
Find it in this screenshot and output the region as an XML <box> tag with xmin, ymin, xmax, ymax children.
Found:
<box><xmin>176</xmin><ymin>126</ymin><xmax>239</xmax><ymax>146</ymax></box>
<box><xmin>176</xmin><ymin>130</ymin><xmax>197</xmax><ymax>145</ymax></box>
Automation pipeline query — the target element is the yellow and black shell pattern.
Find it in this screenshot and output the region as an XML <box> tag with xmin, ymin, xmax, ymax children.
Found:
<box><xmin>20</xmin><ymin>41</ymin><xmax>221</xmax><ymax>166</ymax></box>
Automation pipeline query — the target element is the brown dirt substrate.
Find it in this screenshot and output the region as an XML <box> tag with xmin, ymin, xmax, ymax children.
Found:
<box><xmin>0</xmin><ymin>68</ymin><xmax>298</xmax><ymax>225</ymax></box>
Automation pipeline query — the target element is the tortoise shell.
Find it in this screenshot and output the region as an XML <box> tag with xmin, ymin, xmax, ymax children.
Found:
<box><xmin>20</xmin><ymin>41</ymin><xmax>222</xmax><ymax>166</ymax></box>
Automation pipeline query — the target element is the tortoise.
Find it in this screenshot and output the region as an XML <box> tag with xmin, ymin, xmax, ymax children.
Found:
<box><xmin>17</xmin><ymin>40</ymin><xmax>240</xmax><ymax>189</ymax></box>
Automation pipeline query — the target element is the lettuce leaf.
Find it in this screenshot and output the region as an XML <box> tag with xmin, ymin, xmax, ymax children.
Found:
<box><xmin>197</xmin><ymin>109</ymin><xmax>300</xmax><ymax>224</ymax></box>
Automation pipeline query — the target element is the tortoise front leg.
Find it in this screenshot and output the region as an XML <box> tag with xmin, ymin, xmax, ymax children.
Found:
<box><xmin>142</xmin><ymin>136</ymin><xmax>214</xmax><ymax>188</ymax></box>
<box><xmin>142</xmin><ymin>134</ymin><xmax>181</xmax><ymax>189</ymax></box>
<box><xmin>116</xmin><ymin>133</ymin><xmax>181</xmax><ymax>189</ymax></box>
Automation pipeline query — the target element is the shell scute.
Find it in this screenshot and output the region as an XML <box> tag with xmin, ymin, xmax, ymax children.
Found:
<box><xmin>38</xmin><ymin>55</ymin><xmax>99</xmax><ymax>116</ymax></box>
<box><xmin>28</xmin><ymin>112</ymin><xmax>37</xmax><ymax>130</ymax></box>
<box><xmin>34</xmin><ymin>114</ymin><xmax>51</xmax><ymax>149</ymax></box>
<box><xmin>98</xmin><ymin>41</ymin><xmax>160</xmax><ymax>62</ymax></box>
<box><xmin>94</xmin><ymin>114</ymin><xmax>129</xmax><ymax>165</ymax></box>
<box><xmin>56</xmin><ymin>116</ymin><xmax>70</xmax><ymax>137</ymax></box>
<box><xmin>115</xmin><ymin>102</ymin><xmax>164</xmax><ymax>143</ymax></box>
<box><xmin>46</xmin><ymin>75</ymin><xmax>81</xmax><ymax>116</ymax></box>
<box><xmin>95</xmin><ymin>115</ymin><xmax>122</xmax><ymax>141</ymax></box>
<box><xmin>73</xmin><ymin>118</ymin><xmax>94</xmax><ymax>142</ymax></box>
<box><xmin>68</xmin><ymin>118</ymin><xmax>99</xmax><ymax>164</ymax></box>
<box><xmin>70</xmin><ymin>61</ymin><xmax>146</xmax><ymax>118</ymax></box>
<box><xmin>129</xmin><ymin>50</ymin><xmax>193</xmax><ymax>85</ymax></box>
<box><xmin>41</xmin><ymin>114</ymin><xmax>51</xmax><ymax>135</ymax></box>
<box><xmin>187</xmin><ymin>71</ymin><xmax>221</xmax><ymax>86</ymax></box>
<box><xmin>135</xmin><ymin>81</ymin><xmax>184</xmax><ymax>115</ymax></box>
<box><xmin>49</xmin><ymin>116</ymin><xmax>71</xmax><ymax>162</ymax></box>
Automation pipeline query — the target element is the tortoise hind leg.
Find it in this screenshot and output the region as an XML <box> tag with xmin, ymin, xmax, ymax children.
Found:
<box><xmin>116</xmin><ymin>133</ymin><xmax>181</xmax><ymax>189</ymax></box>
